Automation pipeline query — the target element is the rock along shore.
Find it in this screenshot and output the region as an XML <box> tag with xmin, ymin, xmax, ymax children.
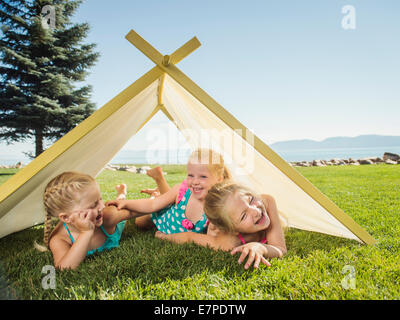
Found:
<box><xmin>288</xmin><ymin>152</ymin><xmax>400</xmax><ymax>167</ymax></box>
<box><xmin>1</xmin><ymin>153</ymin><xmax>399</xmax><ymax>170</ymax></box>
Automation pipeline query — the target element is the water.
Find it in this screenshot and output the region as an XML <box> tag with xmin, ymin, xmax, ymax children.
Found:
<box><xmin>273</xmin><ymin>146</ymin><xmax>400</xmax><ymax>162</ymax></box>
<box><xmin>109</xmin><ymin>149</ymin><xmax>192</xmax><ymax>165</ymax></box>
<box><xmin>1</xmin><ymin>146</ymin><xmax>400</xmax><ymax>166</ymax></box>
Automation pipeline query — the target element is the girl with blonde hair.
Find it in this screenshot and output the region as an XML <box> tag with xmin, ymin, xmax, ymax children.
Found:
<box><xmin>38</xmin><ymin>171</ymin><xmax>172</xmax><ymax>270</ymax></box>
<box><xmin>109</xmin><ymin>148</ymin><xmax>231</xmax><ymax>236</ymax></box>
<box><xmin>155</xmin><ymin>181</ymin><xmax>287</xmax><ymax>269</ymax></box>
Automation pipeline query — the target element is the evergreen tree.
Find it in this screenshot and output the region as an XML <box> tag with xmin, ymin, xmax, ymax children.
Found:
<box><xmin>0</xmin><ymin>0</ymin><xmax>99</xmax><ymax>157</ymax></box>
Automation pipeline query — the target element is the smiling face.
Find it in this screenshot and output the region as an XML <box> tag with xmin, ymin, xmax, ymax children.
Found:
<box><xmin>186</xmin><ymin>161</ymin><xmax>222</xmax><ymax>201</ymax></box>
<box><xmin>65</xmin><ymin>182</ymin><xmax>105</xmax><ymax>228</ymax></box>
<box><xmin>225</xmin><ymin>191</ymin><xmax>270</xmax><ymax>235</ymax></box>
<box><xmin>78</xmin><ymin>183</ymin><xmax>105</xmax><ymax>227</ymax></box>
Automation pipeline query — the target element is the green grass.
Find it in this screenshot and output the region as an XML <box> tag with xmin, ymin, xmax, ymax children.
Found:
<box><xmin>0</xmin><ymin>164</ymin><xmax>399</xmax><ymax>299</ymax></box>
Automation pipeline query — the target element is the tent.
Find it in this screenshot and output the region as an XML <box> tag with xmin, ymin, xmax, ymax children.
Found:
<box><xmin>0</xmin><ymin>30</ymin><xmax>375</xmax><ymax>244</ymax></box>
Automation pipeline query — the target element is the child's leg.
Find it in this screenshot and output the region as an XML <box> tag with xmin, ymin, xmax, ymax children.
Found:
<box><xmin>141</xmin><ymin>188</ymin><xmax>160</xmax><ymax>198</ymax></box>
<box><xmin>135</xmin><ymin>215</ymin><xmax>155</xmax><ymax>230</ymax></box>
<box><xmin>136</xmin><ymin>167</ymin><xmax>168</xmax><ymax>230</ymax></box>
<box><xmin>112</xmin><ymin>182</ymin><xmax>154</xmax><ymax>230</ymax></box>
<box><xmin>115</xmin><ymin>184</ymin><xmax>127</xmax><ymax>200</ymax></box>
<box><xmin>145</xmin><ymin>166</ymin><xmax>170</xmax><ymax>194</ymax></box>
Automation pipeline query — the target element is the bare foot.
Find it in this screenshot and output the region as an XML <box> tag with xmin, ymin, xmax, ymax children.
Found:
<box><xmin>146</xmin><ymin>166</ymin><xmax>164</xmax><ymax>181</ymax></box>
<box><xmin>115</xmin><ymin>184</ymin><xmax>127</xmax><ymax>200</ymax></box>
<box><xmin>141</xmin><ymin>188</ymin><xmax>160</xmax><ymax>198</ymax></box>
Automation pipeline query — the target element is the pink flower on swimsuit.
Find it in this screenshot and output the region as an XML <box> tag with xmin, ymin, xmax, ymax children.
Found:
<box><xmin>181</xmin><ymin>219</ymin><xmax>194</xmax><ymax>230</ymax></box>
<box><xmin>176</xmin><ymin>180</ymin><xmax>188</xmax><ymax>204</ymax></box>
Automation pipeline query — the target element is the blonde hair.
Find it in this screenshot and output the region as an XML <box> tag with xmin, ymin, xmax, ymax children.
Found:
<box><xmin>188</xmin><ymin>148</ymin><xmax>232</xmax><ymax>181</ymax></box>
<box><xmin>205</xmin><ymin>181</ymin><xmax>289</xmax><ymax>234</ymax></box>
<box><xmin>204</xmin><ymin>181</ymin><xmax>255</xmax><ymax>233</ymax></box>
<box><xmin>35</xmin><ymin>171</ymin><xmax>96</xmax><ymax>251</ymax></box>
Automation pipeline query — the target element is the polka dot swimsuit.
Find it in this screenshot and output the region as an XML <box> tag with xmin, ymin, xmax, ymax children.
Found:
<box><xmin>151</xmin><ymin>182</ymin><xmax>208</xmax><ymax>234</ymax></box>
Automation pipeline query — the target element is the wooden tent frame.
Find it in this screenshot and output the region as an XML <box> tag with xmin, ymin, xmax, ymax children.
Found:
<box><xmin>0</xmin><ymin>29</ymin><xmax>375</xmax><ymax>244</ymax></box>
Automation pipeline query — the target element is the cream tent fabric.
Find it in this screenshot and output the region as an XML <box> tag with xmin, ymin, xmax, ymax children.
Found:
<box><xmin>0</xmin><ymin>30</ymin><xmax>375</xmax><ymax>244</ymax></box>
<box><xmin>162</xmin><ymin>75</ymin><xmax>360</xmax><ymax>240</ymax></box>
<box><xmin>0</xmin><ymin>80</ymin><xmax>159</xmax><ymax>238</ymax></box>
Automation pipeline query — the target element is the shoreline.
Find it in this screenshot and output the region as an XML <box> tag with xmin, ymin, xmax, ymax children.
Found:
<box><xmin>289</xmin><ymin>155</ymin><xmax>399</xmax><ymax>167</ymax></box>
<box><xmin>1</xmin><ymin>152</ymin><xmax>399</xmax><ymax>170</ymax></box>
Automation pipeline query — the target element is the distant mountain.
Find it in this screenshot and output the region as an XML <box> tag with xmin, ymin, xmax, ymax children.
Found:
<box><xmin>270</xmin><ymin>135</ymin><xmax>400</xmax><ymax>150</ymax></box>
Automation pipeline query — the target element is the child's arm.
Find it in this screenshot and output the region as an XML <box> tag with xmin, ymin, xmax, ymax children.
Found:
<box><xmin>155</xmin><ymin>231</ymin><xmax>232</xmax><ymax>251</ymax></box>
<box><xmin>156</xmin><ymin>231</ymin><xmax>270</xmax><ymax>269</ymax></box>
<box><xmin>261</xmin><ymin>194</ymin><xmax>287</xmax><ymax>257</ymax></box>
<box><xmin>106</xmin><ymin>184</ymin><xmax>180</xmax><ymax>214</ymax></box>
<box><xmin>101</xmin><ymin>205</ymin><xmax>139</xmax><ymax>229</ymax></box>
<box><xmin>230</xmin><ymin>194</ymin><xmax>287</xmax><ymax>269</ymax></box>
<box><xmin>50</xmin><ymin>211</ymin><xmax>96</xmax><ymax>270</ymax></box>
<box><xmin>50</xmin><ymin>229</ymin><xmax>94</xmax><ymax>270</ymax></box>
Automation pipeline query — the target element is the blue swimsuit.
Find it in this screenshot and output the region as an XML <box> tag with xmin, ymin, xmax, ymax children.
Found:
<box><xmin>64</xmin><ymin>221</ymin><xmax>126</xmax><ymax>256</ymax></box>
<box><xmin>151</xmin><ymin>185</ymin><xmax>208</xmax><ymax>234</ymax></box>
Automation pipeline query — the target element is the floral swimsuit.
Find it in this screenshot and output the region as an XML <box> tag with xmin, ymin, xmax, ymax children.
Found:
<box><xmin>151</xmin><ymin>181</ymin><xmax>208</xmax><ymax>234</ymax></box>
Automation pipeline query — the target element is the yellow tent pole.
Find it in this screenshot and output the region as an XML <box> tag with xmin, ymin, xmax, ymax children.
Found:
<box><xmin>159</xmin><ymin>105</ymin><xmax>175</xmax><ymax>123</ymax></box>
<box><xmin>156</xmin><ymin>74</ymin><xmax>178</xmax><ymax>125</ymax></box>
<box><xmin>125</xmin><ymin>29</ymin><xmax>376</xmax><ymax>245</ymax></box>
<box><xmin>135</xmin><ymin>105</ymin><xmax>161</xmax><ymax>134</ymax></box>
<box><xmin>125</xmin><ymin>31</ymin><xmax>201</xmax><ymax>67</ymax></box>
<box><xmin>169</xmin><ymin>37</ymin><xmax>201</xmax><ymax>65</ymax></box>
<box><xmin>158</xmin><ymin>74</ymin><xmax>166</xmax><ymax>106</ymax></box>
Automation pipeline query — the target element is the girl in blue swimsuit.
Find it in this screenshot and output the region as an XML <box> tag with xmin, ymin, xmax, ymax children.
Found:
<box><xmin>38</xmin><ymin>172</ymin><xmax>139</xmax><ymax>270</ymax></box>
<box><xmin>111</xmin><ymin>149</ymin><xmax>232</xmax><ymax>236</ymax></box>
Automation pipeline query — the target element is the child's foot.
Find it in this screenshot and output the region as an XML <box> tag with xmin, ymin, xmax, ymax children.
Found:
<box><xmin>146</xmin><ymin>166</ymin><xmax>163</xmax><ymax>181</ymax></box>
<box><xmin>115</xmin><ymin>184</ymin><xmax>127</xmax><ymax>200</ymax></box>
<box><xmin>141</xmin><ymin>188</ymin><xmax>160</xmax><ymax>198</ymax></box>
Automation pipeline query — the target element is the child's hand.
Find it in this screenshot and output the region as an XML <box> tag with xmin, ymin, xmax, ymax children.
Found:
<box><xmin>70</xmin><ymin>210</ymin><xmax>96</xmax><ymax>233</ymax></box>
<box><xmin>105</xmin><ymin>200</ymin><xmax>127</xmax><ymax>210</ymax></box>
<box><xmin>230</xmin><ymin>242</ymin><xmax>271</xmax><ymax>269</ymax></box>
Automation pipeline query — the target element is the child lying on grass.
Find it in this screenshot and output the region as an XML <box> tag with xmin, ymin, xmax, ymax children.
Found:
<box><xmin>36</xmin><ymin>171</ymin><xmax>172</xmax><ymax>270</ymax></box>
<box><xmin>39</xmin><ymin>169</ymin><xmax>285</xmax><ymax>270</ymax></box>
<box><xmin>155</xmin><ymin>181</ymin><xmax>287</xmax><ymax>269</ymax></box>
<box><xmin>133</xmin><ymin>148</ymin><xmax>231</xmax><ymax>235</ymax></box>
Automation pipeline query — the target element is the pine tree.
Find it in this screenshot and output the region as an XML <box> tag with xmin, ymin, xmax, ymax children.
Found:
<box><xmin>0</xmin><ymin>0</ymin><xmax>99</xmax><ymax>157</ymax></box>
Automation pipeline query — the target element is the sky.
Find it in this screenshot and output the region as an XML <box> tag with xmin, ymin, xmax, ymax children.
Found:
<box><xmin>1</xmin><ymin>0</ymin><xmax>400</xmax><ymax>159</ymax></box>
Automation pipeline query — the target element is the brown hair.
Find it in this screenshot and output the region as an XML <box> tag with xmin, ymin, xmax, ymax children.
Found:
<box><xmin>204</xmin><ymin>181</ymin><xmax>255</xmax><ymax>233</ymax></box>
<box><xmin>188</xmin><ymin>148</ymin><xmax>232</xmax><ymax>181</ymax></box>
<box><xmin>35</xmin><ymin>171</ymin><xmax>96</xmax><ymax>251</ymax></box>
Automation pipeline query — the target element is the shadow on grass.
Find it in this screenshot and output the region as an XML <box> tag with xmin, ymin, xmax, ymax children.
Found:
<box><xmin>0</xmin><ymin>220</ymin><xmax>360</xmax><ymax>299</ymax></box>
<box><xmin>0</xmin><ymin>222</ymin><xmax>251</xmax><ymax>299</ymax></box>
<box><xmin>284</xmin><ymin>228</ymin><xmax>359</xmax><ymax>258</ymax></box>
<box><xmin>0</xmin><ymin>261</ymin><xmax>17</xmax><ymax>300</ymax></box>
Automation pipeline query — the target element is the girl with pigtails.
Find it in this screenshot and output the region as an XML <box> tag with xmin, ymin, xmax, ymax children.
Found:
<box><xmin>36</xmin><ymin>172</ymin><xmax>138</xmax><ymax>269</ymax></box>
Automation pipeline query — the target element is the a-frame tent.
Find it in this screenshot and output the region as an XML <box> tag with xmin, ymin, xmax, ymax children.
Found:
<box><xmin>0</xmin><ymin>30</ymin><xmax>375</xmax><ymax>244</ymax></box>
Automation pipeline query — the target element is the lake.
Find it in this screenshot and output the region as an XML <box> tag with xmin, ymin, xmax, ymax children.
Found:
<box><xmin>2</xmin><ymin>146</ymin><xmax>400</xmax><ymax>166</ymax></box>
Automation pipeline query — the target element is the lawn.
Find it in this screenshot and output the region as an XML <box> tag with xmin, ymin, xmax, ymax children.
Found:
<box><xmin>0</xmin><ymin>164</ymin><xmax>399</xmax><ymax>300</ymax></box>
